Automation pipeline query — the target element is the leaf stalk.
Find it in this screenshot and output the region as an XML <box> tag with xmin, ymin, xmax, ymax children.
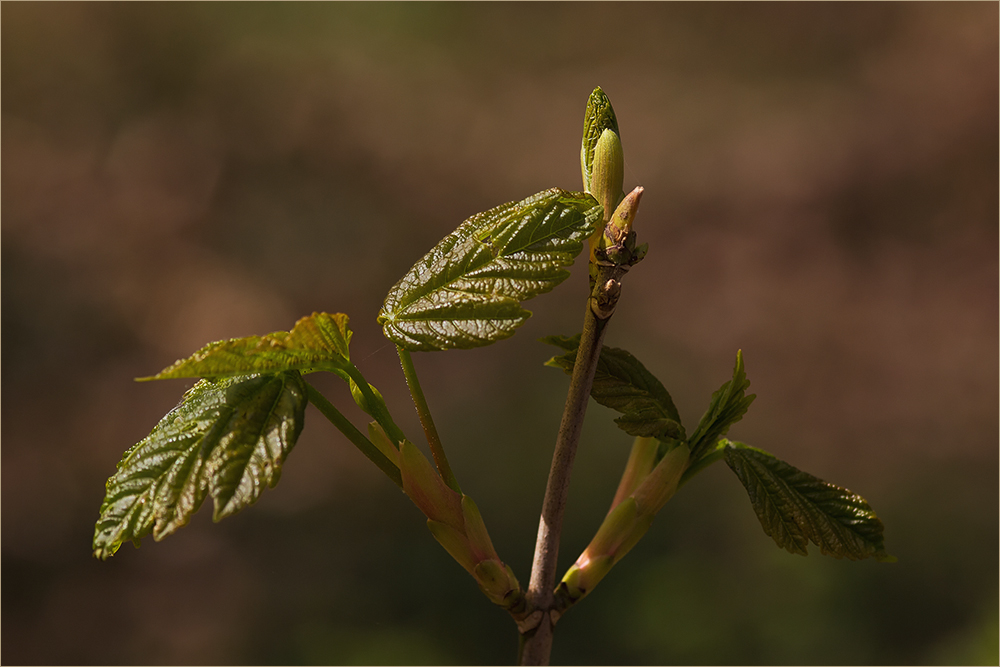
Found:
<box><xmin>396</xmin><ymin>345</ymin><xmax>462</xmax><ymax>494</ymax></box>
<box><xmin>343</xmin><ymin>363</ymin><xmax>407</xmax><ymax>447</ymax></box>
<box><xmin>305</xmin><ymin>382</ymin><xmax>402</xmax><ymax>488</ymax></box>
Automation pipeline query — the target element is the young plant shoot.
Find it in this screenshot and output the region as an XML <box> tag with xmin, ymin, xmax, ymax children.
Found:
<box><xmin>93</xmin><ymin>87</ymin><xmax>893</xmax><ymax>666</ymax></box>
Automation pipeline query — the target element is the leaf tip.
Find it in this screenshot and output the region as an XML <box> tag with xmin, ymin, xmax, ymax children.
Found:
<box><xmin>92</xmin><ymin>546</ymin><xmax>115</xmax><ymax>560</ymax></box>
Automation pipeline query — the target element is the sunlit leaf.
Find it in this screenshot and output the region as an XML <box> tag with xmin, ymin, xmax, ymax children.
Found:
<box><xmin>544</xmin><ymin>335</ymin><xmax>685</xmax><ymax>441</ymax></box>
<box><xmin>142</xmin><ymin>312</ymin><xmax>353</xmax><ymax>381</ymax></box>
<box><xmin>687</xmin><ymin>350</ymin><xmax>755</xmax><ymax>461</ymax></box>
<box><xmin>724</xmin><ymin>441</ymin><xmax>895</xmax><ymax>562</ymax></box>
<box><xmin>581</xmin><ymin>87</ymin><xmax>620</xmax><ymax>193</ymax></box>
<box><xmin>93</xmin><ymin>372</ymin><xmax>307</xmax><ymax>559</ymax></box>
<box><xmin>379</xmin><ymin>189</ymin><xmax>601</xmax><ymax>351</ymax></box>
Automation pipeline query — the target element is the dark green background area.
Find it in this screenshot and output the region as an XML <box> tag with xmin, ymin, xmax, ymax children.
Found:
<box><xmin>2</xmin><ymin>3</ymin><xmax>996</xmax><ymax>665</ymax></box>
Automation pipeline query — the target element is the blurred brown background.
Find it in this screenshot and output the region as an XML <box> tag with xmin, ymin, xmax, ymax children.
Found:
<box><xmin>2</xmin><ymin>3</ymin><xmax>997</xmax><ymax>665</ymax></box>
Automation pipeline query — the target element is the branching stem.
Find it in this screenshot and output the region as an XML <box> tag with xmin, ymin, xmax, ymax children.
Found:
<box><xmin>519</xmin><ymin>286</ymin><xmax>614</xmax><ymax>665</ymax></box>
<box><xmin>396</xmin><ymin>345</ymin><xmax>462</xmax><ymax>493</ymax></box>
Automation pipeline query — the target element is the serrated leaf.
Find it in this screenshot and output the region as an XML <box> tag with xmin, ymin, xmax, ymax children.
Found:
<box><xmin>543</xmin><ymin>335</ymin><xmax>685</xmax><ymax>441</ymax></box>
<box><xmin>93</xmin><ymin>372</ymin><xmax>307</xmax><ymax>559</ymax></box>
<box><xmin>581</xmin><ymin>87</ymin><xmax>620</xmax><ymax>193</ymax></box>
<box><xmin>724</xmin><ymin>441</ymin><xmax>894</xmax><ymax>562</ymax></box>
<box><xmin>378</xmin><ymin>189</ymin><xmax>601</xmax><ymax>351</ymax></box>
<box><xmin>688</xmin><ymin>350</ymin><xmax>756</xmax><ymax>461</ymax></box>
<box><xmin>142</xmin><ymin>312</ymin><xmax>353</xmax><ymax>381</ymax></box>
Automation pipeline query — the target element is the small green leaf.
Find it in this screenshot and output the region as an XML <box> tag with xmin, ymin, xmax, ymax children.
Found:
<box><xmin>544</xmin><ymin>335</ymin><xmax>685</xmax><ymax>441</ymax></box>
<box><xmin>581</xmin><ymin>87</ymin><xmax>620</xmax><ymax>193</ymax></box>
<box><xmin>688</xmin><ymin>350</ymin><xmax>755</xmax><ymax>461</ymax></box>
<box><xmin>142</xmin><ymin>312</ymin><xmax>353</xmax><ymax>380</ymax></box>
<box><xmin>724</xmin><ymin>441</ymin><xmax>895</xmax><ymax>562</ymax></box>
<box><xmin>378</xmin><ymin>189</ymin><xmax>601</xmax><ymax>351</ymax></box>
<box><xmin>93</xmin><ymin>372</ymin><xmax>307</xmax><ymax>559</ymax></box>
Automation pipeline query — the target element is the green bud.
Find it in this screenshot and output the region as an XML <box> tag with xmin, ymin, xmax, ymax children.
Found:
<box><xmin>588</xmin><ymin>128</ymin><xmax>626</xmax><ymax>261</ymax></box>
<box><xmin>399</xmin><ymin>440</ymin><xmax>464</xmax><ymax>530</ymax></box>
<box><xmin>367</xmin><ymin>422</ymin><xmax>399</xmax><ymax>468</ymax></box>
<box><xmin>427</xmin><ymin>519</ymin><xmax>476</xmax><ymax>574</ymax></box>
<box><xmin>581</xmin><ymin>87</ymin><xmax>621</xmax><ymax>192</ymax></box>
<box><xmin>632</xmin><ymin>242</ymin><xmax>649</xmax><ymax>264</ymax></box>
<box><xmin>590</xmin><ymin>128</ymin><xmax>625</xmax><ymax>221</ymax></box>
<box><xmin>350</xmin><ymin>378</ymin><xmax>386</xmax><ymax>417</ymax></box>
<box><xmin>632</xmin><ymin>443</ymin><xmax>690</xmax><ymax>516</ymax></box>
<box><xmin>610</xmin><ymin>437</ymin><xmax>659</xmax><ymax>511</ymax></box>
<box><xmin>461</xmin><ymin>495</ymin><xmax>499</xmax><ymax>563</ymax></box>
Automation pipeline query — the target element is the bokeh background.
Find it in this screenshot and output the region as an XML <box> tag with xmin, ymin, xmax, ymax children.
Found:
<box><xmin>3</xmin><ymin>3</ymin><xmax>997</xmax><ymax>665</ymax></box>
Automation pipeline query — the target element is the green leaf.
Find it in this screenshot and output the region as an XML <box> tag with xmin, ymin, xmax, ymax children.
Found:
<box><xmin>687</xmin><ymin>350</ymin><xmax>755</xmax><ymax>461</ymax></box>
<box><xmin>724</xmin><ymin>441</ymin><xmax>895</xmax><ymax>562</ymax></box>
<box><xmin>142</xmin><ymin>312</ymin><xmax>353</xmax><ymax>381</ymax></box>
<box><xmin>378</xmin><ymin>188</ymin><xmax>602</xmax><ymax>351</ymax></box>
<box><xmin>93</xmin><ymin>372</ymin><xmax>307</xmax><ymax>559</ymax></box>
<box><xmin>544</xmin><ymin>335</ymin><xmax>685</xmax><ymax>441</ymax></box>
<box><xmin>581</xmin><ymin>87</ymin><xmax>621</xmax><ymax>193</ymax></box>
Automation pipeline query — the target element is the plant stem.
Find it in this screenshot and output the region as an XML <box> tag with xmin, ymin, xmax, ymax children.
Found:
<box><xmin>396</xmin><ymin>345</ymin><xmax>462</xmax><ymax>494</ymax></box>
<box><xmin>305</xmin><ymin>381</ymin><xmax>402</xmax><ymax>488</ymax></box>
<box><xmin>519</xmin><ymin>297</ymin><xmax>611</xmax><ymax>666</ymax></box>
<box><xmin>343</xmin><ymin>363</ymin><xmax>407</xmax><ymax>447</ymax></box>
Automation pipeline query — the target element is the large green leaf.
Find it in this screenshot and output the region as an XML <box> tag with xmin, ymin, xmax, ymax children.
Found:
<box><xmin>544</xmin><ymin>335</ymin><xmax>685</xmax><ymax>441</ymax></box>
<box><xmin>93</xmin><ymin>372</ymin><xmax>307</xmax><ymax>559</ymax></box>
<box><xmin>687</xmin><ymin>350</ymin><xmax>755</xmax><ymax>461</ymax></box>
<box><xmin>378</xmin><ymin>188</ymin><xmax>601</xmax><ymax>351</ymax></box>
<box><xmin>142</xmin><ymin>312</ymin><xmax>352</xmax><ymax>381</ymax></box>
<box><xmin>581</xmin><ymin>87</ymin><xmax>620</xmax><ymax>193</ymax></box>
<box><xmin>724</xmin><ymin>441</ymin><xmax>895</xmax><ymax>562</ymax></box>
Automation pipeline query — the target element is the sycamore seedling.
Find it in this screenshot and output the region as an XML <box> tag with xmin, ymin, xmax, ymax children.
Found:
<box><xmin>94</xmin><ymin>87</ymin><xmax>893</xmax><ymax>666</ymax></box>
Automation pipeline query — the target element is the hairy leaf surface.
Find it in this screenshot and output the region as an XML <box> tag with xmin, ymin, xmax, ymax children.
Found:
<box><xmin>93</xmin><ymin>372</ymin><xmax>307</xmax><ymax>559</ymax></box>
<box><xmin>143</xmin><ymin>312</ymin><xmax>352</xmax><ymax>381</ymax></box>
<box><xmin>379</xmin><ymin>189</ymin><xmax>601</xmax><ymax>351</ymax></box>
<box><xmin>581</xmin><ymin>87</ymin><xmax>621</xmax><ymax>193</ymax></box>
<box><xmin>687</xmin><ymin>350</ymin><xmax>755</xmax><ymax>461</ymax></box>
<box><xmin>544</xmin><ymin>335</ymin><xmax>685</xmax><ymax>441</ymax></box>
<box><xmin>724</xmin><ymin>441</ymin><xmax>894</xmax><ymax>562</ymax></box>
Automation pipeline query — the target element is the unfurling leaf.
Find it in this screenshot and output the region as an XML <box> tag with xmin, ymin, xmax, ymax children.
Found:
<box><xmin>544</xmin><ymin>335</ymin><xmax>685</xmax><ymax>442</ymax></box>
<box><xmin>724</xmin><ymin>441</ymin><xmax>895</xmax><ymax>563</ymax></box>
<box><xmin>142</xmin><ymin>312</ymin><xmax>353</xmax><ymax>381</ymax></box>
<box><xmin>93</xmin><ymin>372</ymin><xmax>307</xmax><ymax>559</ymax></box>
<box><xmin>378</xmin><ymin>188</ymin><xmax>601</xmax><ymax>351</ymax></box>
<box><xmin>687</xmin><ymin>350</ymin><xmax>755</xmax><ymax>461</ymax></box>
<box><xmin>581</xmin><ymin>87</ymin><xmax>621</xmax><ymax>193</ymax></box>
<box><xmin>589</xmin><ymin>127</ymin><xmax>625</xmax><ymax>223</ymax></box>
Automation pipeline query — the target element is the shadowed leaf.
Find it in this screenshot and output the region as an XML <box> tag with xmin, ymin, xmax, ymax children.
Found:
<box><xmin>688</xmin><ymin>350</ymin><xmax>755</xmax><ymax>461</ymax></box>
<box><xmin>724</xmin><ymin>441</ymin><xmax>895</xmax><ymax>562</ymax></box>
<box><xmin>544</xmin><ymin>335</ymin><xmax>685</xmax><ymax>441</ymax></box>
<box><xmin>93</xmin><ymin>372</ymin><xmax>307</xmax><ymax>559</ymax></box>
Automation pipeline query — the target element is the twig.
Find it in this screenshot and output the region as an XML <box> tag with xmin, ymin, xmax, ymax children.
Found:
<box><xmin>519</xmin><ymin>273</ymin><xmax>620</xmax><ymax>665</ymax></box>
